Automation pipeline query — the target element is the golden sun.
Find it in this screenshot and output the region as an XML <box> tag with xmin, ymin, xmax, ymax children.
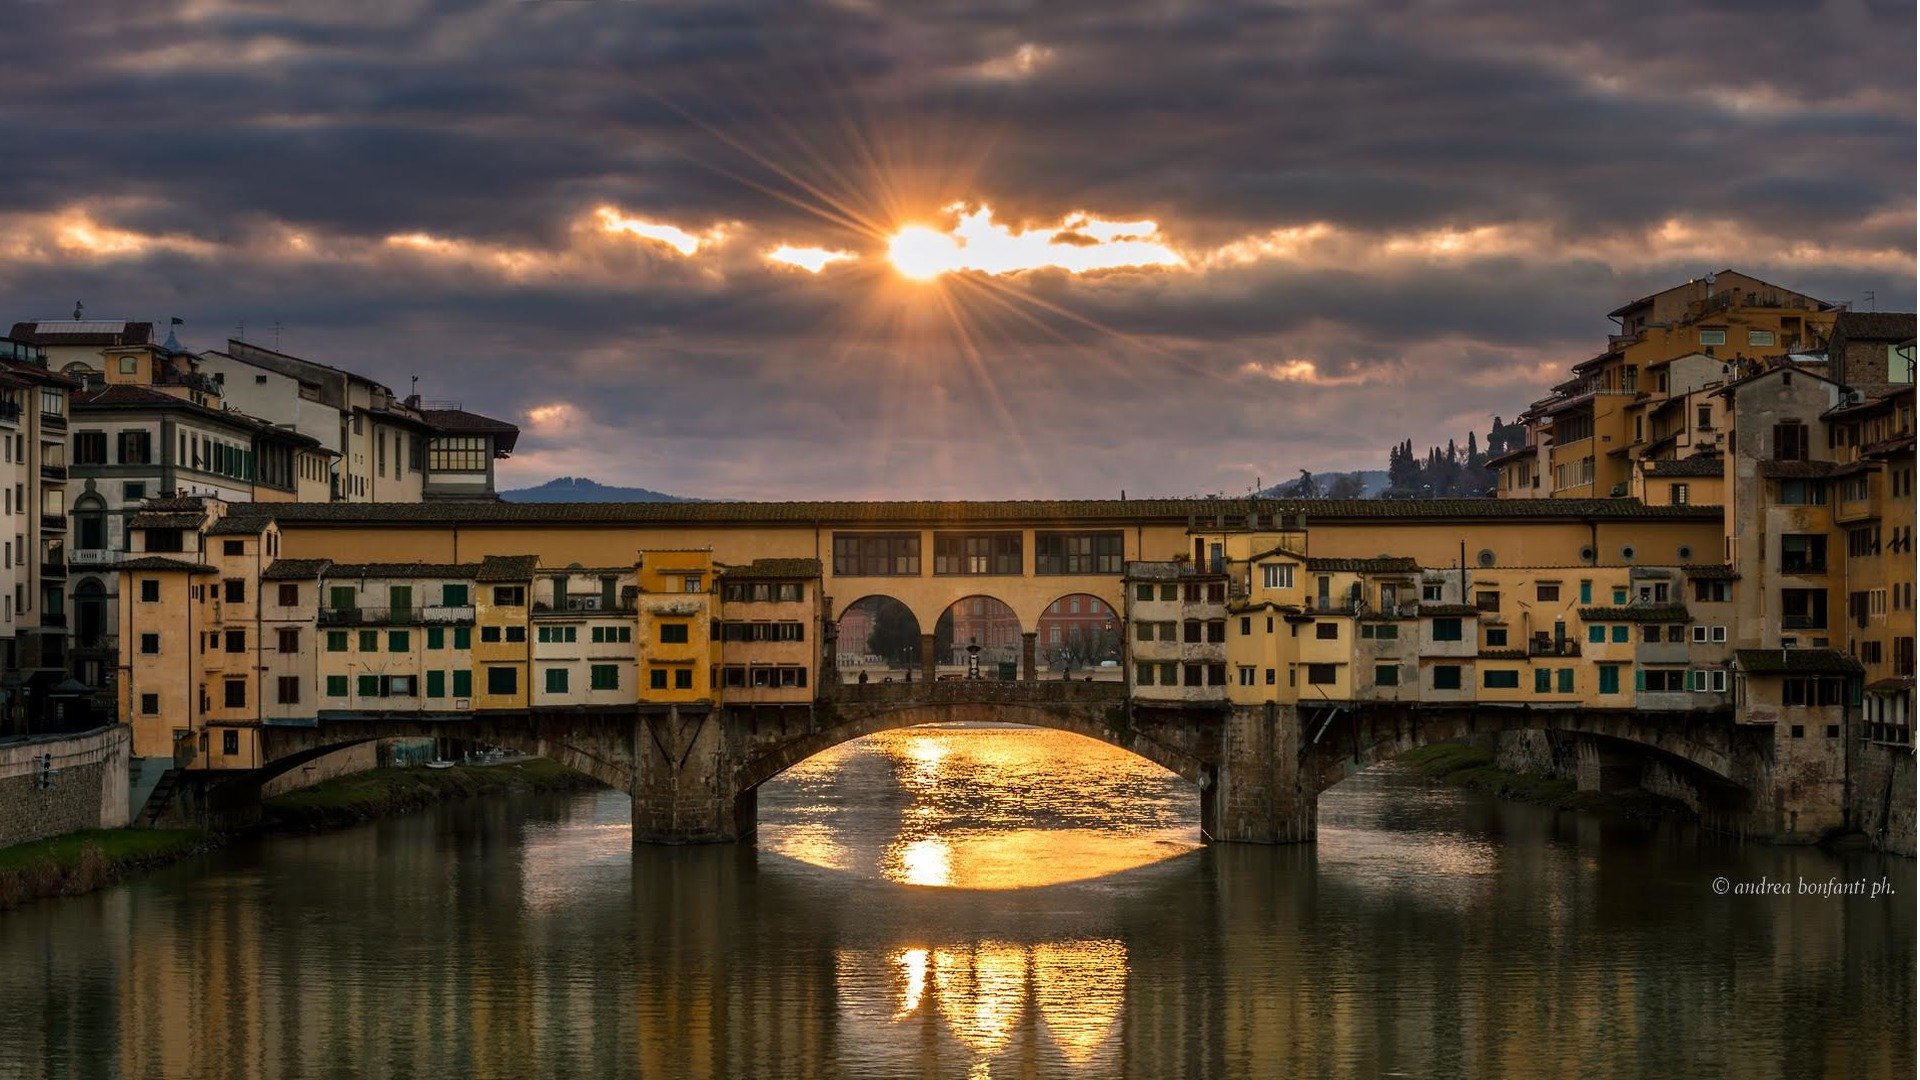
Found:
<box><xmin>886</xmin><ymin>224</ymin><xmax>961</xmax><ymax>281</ymax></box>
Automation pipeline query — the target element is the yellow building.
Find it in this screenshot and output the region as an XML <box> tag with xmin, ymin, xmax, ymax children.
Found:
<box><xmin>716</xmin><ymin>558</ymin><xmax>821</xmax><ymax>705</ymax></box>
<box><xmin>636</xmin><ymin>550</ymin><xmax>719</xmax><ymax>704</ymax></box>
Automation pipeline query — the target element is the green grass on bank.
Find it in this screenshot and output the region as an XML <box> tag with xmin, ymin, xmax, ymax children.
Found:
<box><xmin>261</xmin><ymin>759</ymin><xmax>598</xmax><ymax>830</ymax></box>
<box><xmin>1396</xmin><ymin>741</ymin><xmax>1691</xmax><ymax>820</ymax></box>
<box><xmin>0</xmin><ymin>828</ymin><xmax>213</xmax><ymax>910</ymax></box>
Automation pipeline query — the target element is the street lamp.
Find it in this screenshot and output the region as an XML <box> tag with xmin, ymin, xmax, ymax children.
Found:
<box><xmin>966</xmin><ymin>637</ymin><xmax>982</xmax><ymax>680</ymax></box>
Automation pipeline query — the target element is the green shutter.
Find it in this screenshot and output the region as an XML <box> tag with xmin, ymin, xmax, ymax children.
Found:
<box><xmin>358</xmin><ymin>630</ymin><xmax>378</xmax><ymax>652</ymax></box>
<box><xmin>1578</xmin><ymin>581</ymin><xmax>1591</xmax><ymax>604</ymax></box>
<box><xmin>1587</xmin><ymin>625</ymin><xmax>1604</xmax><ymax>644</ymax></box>
<box><xmin>357</xmin><ymin>674</ymin><xmax>380</xmax><ymax>697</ymax></box>
<box><xmin>592</xmin><ymin>665</ymin><xmax>618</xmax><ymax>690</ymax></box>
<box><xmin>1557</xmin><ymin>668</ymin><xmax>1574</xmax><ymax>694</ymax></box>
<box><xmin>1599</xmin><ymin>665</ymin><xmax>1619</xmax><ymax>695</ymax></box>
<box><xmin>389</xmin><ymin>585</ymin><xmax>412</xmax><ymax>612</ymax></box>
<box><xmin>329</xmin><ymin>585</ymin><xmax>354</xmax><ymax>610</ymax></box>
<box><xmin>326</xmin><ymin>675</ymin><xmax>348</xmax><ymax>697</ymax></box>
<box><xmin>426</xmin><ymin>670</ymin><xmax>446</xmax><ymax>698</ymax></box>
<box><xmin>1634</xmin><ymin>668</ymin><xmax>1646</xmax><ymax>692</ymax></box>
<box><xmin>452</xmin><ymin>670</ymin><xmax>472</xmax><ymax>697</ymax></box>
<box><xmin>427</xmin><ymin>626</ymin><xmax>444</xmax><ymax>650</ymax></box>
<box><xmin>1535</xmin><ymin>668</ymin><xmax>1551</xmax><ymax>693</ymax></box>
<box><xmin>327</xmin><ymin>631</ymin><xmax>347</xmax><ymax>652</ymax></box>
<box><xmin>1611</xmin><ymin>625</ymin><xmax>1628</xmax><ymax>643</ymax></box>
<box><xmin>546</xmin><ymin>668</ymin><xmax>568</xmax><ymax>694</ymax></box>
<box><xmin>388</xmin><ymin>630</ymin><xmax>409</xmax><ymax>653</ymax></box>
<box><xmin>443</xmin><ymin>583</ymin><xmax>468</xmax><ymax>606</ymax></box>
<box><xmin>454</xmin><ymin>626</ymin><xmax>471</xmax><ymax>650</ymax></box>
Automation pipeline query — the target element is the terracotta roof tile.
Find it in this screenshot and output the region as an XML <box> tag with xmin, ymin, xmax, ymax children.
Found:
<box><xmin>1578</xmin><ymin>604</ymin><xmax>1692</xmax><ymax>622</ymax></box>
<box><xmin>1734</xmin><ymin>648</ymin><xmax>1863</xmax><ymax>675</ymax></box>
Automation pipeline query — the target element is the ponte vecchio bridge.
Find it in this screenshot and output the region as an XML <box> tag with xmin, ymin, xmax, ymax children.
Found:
<box><xmin>119</xmin><ymin>496</ymin><xmax>1830</xmax><ymax>843</ymax></box>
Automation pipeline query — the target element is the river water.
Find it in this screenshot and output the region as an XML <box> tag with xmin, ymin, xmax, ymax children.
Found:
<box><xmin>0</xmin><ymin>725</ymin><xmax>1911</xmax><ymax>1079</ymax></box>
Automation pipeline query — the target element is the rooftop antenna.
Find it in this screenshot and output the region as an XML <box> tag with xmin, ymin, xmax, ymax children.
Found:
<box><xmin>72</xmin><ymin>301</ymin><xmax>83</xmax><ymax>321</ymax></box>
<box><xmin>271</xmin><ymin>320</ymin><xmax>283</xmax><ymax>350</ymax></box>
<box><xmin>235</xmin><ymin>319</ymin><xmax>245</xmax><ymax>341</ymax></box>
<box><xmin>1865</xmin><ymin>290</ymin><xmax>1876</xmax><ymax>312</ymax></box>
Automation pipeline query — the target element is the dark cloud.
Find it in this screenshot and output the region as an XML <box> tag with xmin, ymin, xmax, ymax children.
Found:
<box><xmin>0</xmin><ymin>0</ymin><xmax>1911</xmax><ymax>498</ymax></box>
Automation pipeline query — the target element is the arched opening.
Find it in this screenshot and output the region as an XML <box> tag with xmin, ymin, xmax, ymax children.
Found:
<box><xmin>73</xmin><ymin>493</ymin><xmax>106</xmax><ymax>553</ymax></box>
<box><xmin>933</xmin><ymin>595</ymin><xmax>1021</xmax><ymax>678</ymax></box>
<box><xmin>73</xmin><ymin>577</ymin><xmax>107</xmax><ymax>648</ymax></box>
<box><xmin>1036</xmin><ymin>594</ymin><xmax>1123</xmax><ymax>678</ymax></box>
<box><xmin>755</xmin><ymin>718</ymin><xmax>1203</xmax><ymax>889</ymax></box>
<box><xmin>836</xmin><ymin>595</ymin><xmax>922</xmax><ymax>681</ymax></box>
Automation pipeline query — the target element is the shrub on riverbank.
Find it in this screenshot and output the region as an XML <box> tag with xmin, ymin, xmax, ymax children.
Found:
<box><xmin>0</xmin><ymin>829</ymin><xmax>214</xmax><ymax>911</ymax></box>
<box><xmin>1397</xmin><ymin>742</ymin><xmax>1693</xmax><ymax>822</ymax></box>
<box><xmin>260</xmin><ymin>759</ymin><xmax>600</xmax><ymax>832</ymax></box>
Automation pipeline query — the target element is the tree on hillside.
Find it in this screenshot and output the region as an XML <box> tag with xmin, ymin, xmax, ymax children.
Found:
<box><xmin>1326</xmin><ymin>472</ymin><xmax>1367</xmax><ymax>498</ymax></box>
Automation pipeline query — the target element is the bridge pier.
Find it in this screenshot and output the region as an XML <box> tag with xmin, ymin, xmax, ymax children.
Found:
<box><xmin>1208</xmin><ymin>704</ymin><xmax>1316</xmax><ymax>844</ymax></box>
<box><xmin>920</xmin><ymin>633</ymin><xmax>936</xmax><ymax>686</ymax></box>
<box><xmin>631</xmin><ymin>706</ymin><xmax>751</xmax><ymax>844</ymax></box>
<box><xmin>1021</xmin><ymin>632</ymin><xmax>1037</xmax><ymax>682</ymax></box>
<box><xmin>1574</xmin><ymin>736</ymin><xmax>1643</xmax><ymax>794</ymax></box>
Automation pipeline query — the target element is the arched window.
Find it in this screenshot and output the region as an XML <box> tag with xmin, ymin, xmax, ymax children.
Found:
<box><xmin>74</xmin><ymin>494</ymin><xmax>106</xmax><ymax>552</ymax></box>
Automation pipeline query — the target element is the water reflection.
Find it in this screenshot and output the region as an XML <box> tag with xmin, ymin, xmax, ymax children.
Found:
<box><xmin>762</xmin><ymin>725</ymin><xmax>1203</xmax><ymax>889</ymax></box>
<box><xmin>0</xmin><ymin>735</ymin><xmax>1911</xmax><ymax>1078</ymax></box>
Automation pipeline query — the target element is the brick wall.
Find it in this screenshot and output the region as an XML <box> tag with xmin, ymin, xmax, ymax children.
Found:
<box><xmin>0</xmin><ymin>725</ymin><xmax>131</xmax><ymax>849</ymax></box>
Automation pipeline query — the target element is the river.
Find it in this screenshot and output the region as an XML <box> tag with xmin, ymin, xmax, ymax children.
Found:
<box><xmin>0</xmin><ymin>725</ymin><xmax>1911</xmax><ymax>1078</ymax></box>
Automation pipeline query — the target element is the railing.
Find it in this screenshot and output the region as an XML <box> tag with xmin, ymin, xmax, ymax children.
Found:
<box><xmin>38</xmin><ymin>612</ymin><xmax>66</xmax><ymax>629</ymax></box>
<box><xmin>317</xmin><ymin>605</ymin><xmax>476</xmax><ymax>626</ymax></box>
<box><xmin>834</xmin><ymin>680</ymin><xmax>1127</xmax><ymax>706</ymax></box>
<box><xmin>39</xmin><ymin>514</ymin><xmax>65</xmax><ymax>532</ymax></box>
<box><xmin>156</xmin><ymin>372</ymin><xmax>222</xmax><ymax>395</ymax></box>
<box><xmin>67</xmin><ymin>550</ymin><xmax>116</xmax><ymax>566</ymax></box>
<box><xmin>0</xmin><ymin>401</ymin><xmax>20</xmax><ymax>424</ymax></box>
<box><xmin>533</xmin><ymin>598</ymin><xmax>637</xmax><ymax>616</ymax></box>
<box><xmin>40</xmin><ymin>562</ymin><xmax>65</xmax><ymax>580</ymax></box>
<box><xmin>1782</xmin><ymin>616</ymin><xmax>1827</xmax><ymax>630</ymax></box>
<box><xmin>1528</xmin><ymin>639</ymin><xmax>1581</xmax><ymax>658</ymax></box>
<box><xmin>39</xmin><ymin>411</ymin><xmax>66</xmax><ymax>429</ymax></box>
<box><xmin>1779</xmin><ymin>560</ymin><xmax>1826</xmax><ymax>575</ymax></box>
<box><xmin>39</xmin><ymin>463</ymin><xmax>66</xmax><ymax>480</ymax></box>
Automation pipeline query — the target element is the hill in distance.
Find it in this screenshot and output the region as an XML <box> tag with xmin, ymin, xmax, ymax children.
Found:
<box><xmin>1254</xmin><ymin>469</ymin><xmax>1392</xmax><ymax>498</ymax></box>
<box><xmin>500</xmin><ymin>476</ymin><xmax>691</xmax><ymax>503</ymax></box>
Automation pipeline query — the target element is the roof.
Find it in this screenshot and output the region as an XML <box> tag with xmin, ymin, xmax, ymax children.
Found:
<box><xmin>117</xmin><ymin>555</ymin><xmax>216</xmax><ymax>573</ymax></box>
<box><xmin>210</xmin><ymin>496</ymin><xmax>1725</xmax><ymax>531</ymax></box>
<box><xmin>1757</xmin><ymin>460</ymin><xmax>1839</xmax><ymax>480</ymax></box>
<box><xmin>1643</xmin><ymin>456</ymin><xmax>1723</xmax><ymax>477</ymax></box>
<box><xmin>1482</xmin><ymin>443</ymin><xmax>1537</xmax><ymax>469</ymax></box>
<box><xmin>1822</xmin><ymin>384</ymin><xmax>1914</xmax><ymax>422</ymax></box>
<box><xmin>1865</xmin><ymin>677</ymin><xmax>1915</xmax><ymax>693</ymax></box>
<box><xmin>1418</xmin><ymin>603</ymin><xmax>1481</xmax><ymax>617</ymax></box>
<box><xmin>9</xmin><ymin>320</ymin><xmax>154</xmax><ymax>347</ymax></box>
<box><xmin>719</xmin><ymin>558</ymin><xmax>822</xmax><ymax>580</ymax></box>
<box><xmin>261</xmin><ymin>558</ymin><xmax>332</xmax><ymax>581</ymax></box>
<box><xmin>1578</xmin><ymin>604</ymin><xmax>1692</xmax><ymax>622</ymax></box>
<box><xmin>127</xmin><ymin>512</ymin><xmax>206</xmax><ymax>531</ymax></box>
<box><xmin>1478</xmin><ymin>649</ymin><xmax>1529</xmax><ymax>661</ymax></box>
<box><xmin>1682</xmin><ymin>564</ymin><xmax>1738</xmax><ymax>579</ymax></box>
<box><xmin>1733</xmin><ymin>648</ymin><xmax>1864</xmax><ymax>675</ymax></box>
<box><xmin>475</xmin><ymin>554</ymin><xmax>540</xmax><ymax>582</ymax></box>
<box><xmin>1829</xmin><ymin>312</ymin><xmax>1916</xmax><ymax>350</ymax></box>
<box><xmin>418</xmin><ymin>408</ymin><xmax>520</xmax><ymax>454</ymax></box>
<box><xmin>140</xmin><ymin>497</ymin><xmax>208</xmax><ymax>512</ymax></box>
<box><xmin>1712</xmin><ymin>361</ymin><xmax>1841</xmax><ymax>400</ymax></box>
<box><xmin>72</xmin><ymin>383</ymin><xmax>319</xmax><ymax>445</ymax></box>
<box><xmin>1305</xmin><ymin>556</ymin><xmax>1420</xmax><ymax>574</ymax></box>
<box><xmin>204</xmin><ymin>516</ymin><xmax>266</xmax><ymax>536</ymax></box>
<box><xmin>1605</xmin><ymin>270</ymin><xmax>1832</xmax><ymax>318</ymax></box>
<box><xmin>322</xmin><ymin>562</ymin><xmax>479</xmax><ymax>579</ymax></box>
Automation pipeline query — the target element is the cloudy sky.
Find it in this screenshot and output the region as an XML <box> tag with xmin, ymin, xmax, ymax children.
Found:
<box><xmin>5</xmin><ymin>1</ymin><xmax>1913</xmax><ymax>499</ymax></box>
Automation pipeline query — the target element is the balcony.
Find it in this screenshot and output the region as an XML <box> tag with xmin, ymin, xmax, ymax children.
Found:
<box><xmin>1528</xmin><ymin>637</ymin><xmax>1582</xmax><ymax>658</ymax></box>
<box><xmin>317</xmin><ymin>604</ymin><xmax>476</xmax><ymax>627</ymax></box>
<box><xmin>39</xmin><ymin>462</ymin><xmax>66</xmax><ymax>481</ymax></box>
<box><xmin>155</xmin><ymin>371</ymin><xmax>222</xmax><ymax>396</ymax></box>
<box><xmin>40</xmin><ymin>562</ymin><xmax>66</xmax><ymax>581</ymax></box>
<box><xmin>39</xmin><ymin>514</ymin><xmax>65</xmax><ymax>533</ymax></box>
<box><xmin>533</xmin><ymin>596</ymin><xmax>638</xmax><ymax>617</ymax></box>
<box><xmin>38</xmin><ymin>612</ymin><xmax>66</xmax><ymax>629</ymax></box>
<box><xmin>38</xmin><ymin>412</ymin><xmax>66</xmax><ymax>430</ymax></box>
<box><xmin>67</xmin><ymin>550</ymin><xmax>117</xmax><ymax>567</ymax></box>
<box><xmin>1779</xmin><ymin>559</ymin><xmax>1827</xmax><ymax>576</ymax></box>
<box><xmin>0</xmin><ymin>401</ymin><xmax>19</xmax><ymax>425</ymax></box>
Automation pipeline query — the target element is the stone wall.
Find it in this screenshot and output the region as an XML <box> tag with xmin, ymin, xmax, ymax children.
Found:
<box><xmin>1851</xmin><ymin>742</ymin><xmax>1916</xmax><ymax>857</ymax></box>
<box><xmin>261</xmin><ymin>742</ymin><xmax>379</xmax><ymax>798</ymax></box>
<box><xmin>0</xmin><ymin>725</ymin><xmax>130</xmax><ymax>849</ymax></box>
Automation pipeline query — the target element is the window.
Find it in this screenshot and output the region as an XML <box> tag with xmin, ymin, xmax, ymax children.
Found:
<box><xmin>480</xmin><ymin>626</ymin><xmax>501</xmax><ymax>643</ymax></box>
<box><xmin>1535</xmin><ymin>668</ymin><xmax>1551</xmax><ymax>694</ymax></box>
<box><xmin>357</xmin><ymin>674</ymin><xmax>381</xmax><ymax>698</ymax></box>
<box><xmin>1431</xmin><ymin>665</ymin><xmax>1461</xmax><ymax>690</ymax></box>
<box><xmin>1748</xmin><ymin>329</ymin><xmax>1775</xmax><ymax>347</ymax></box>
<box><xmin>426</xmin><ymin>671</ymin><xmax>446</xmax><ymax>698</ymax></box>
<box><xmin>1771</xmin><ymin>421</ymin><xmax>1809</xmax><ymax>461</ymax></box>
<box><xmin>1483</xmin><ymin>669</ymin><xmax>1520</xmax><ymax>689</ymax></box>
<box><xmin>1780</xmin><ymin>534</ymin><xmax>1826</xmax><ymax>574</ymax></box>
<box><xmin>1642</xmin><ymin>669</ymin><xmax>1686</xmax><ymax>693</ymax></box>
<box><xmin>141</xmin><ymin>694</ymin><xmax>160</xmax><ymax>715</ymax></box>
<box><xmin>1598</xmin><ymin>665</ymin><xmax>1621</xmax><ymax>695</ymax></box>
<box><xmin>1475</xmin><ymin>591</ymin><xmax>1500</xmax><ymax>613</ymax></box>
<box><xmin>428</xmin><ymin>436</ymin><xmax>490</xmax><ymax>472</ymax></box>
<box><xmin>1431</xmin><ymin>618</ymin><xmax>1463</xmax><ymax>641</ymax></box>
<box><xmin>486</xmin><ymin>667</ymin><xmax>518</xmax><ymax>695</ymax></box>
<box><xmin>659</xmin><ymin>622</ymin><xmax>690</xmax><ymax>644</ymax></box>
<box><xmin>1136</xmin><ymin>584</ymin><xmax>1154</xmax><ymax>602</ymax></box>
<box><xmin>276</xmin><ymin>677</ymin><xmax>300</xmax><ymax>705</ymax></box>
<box><xmin>1306</xmin><ymin>664</ymin><xmax>1336</xmax><ymax>685</ymax></box>
<box><xmin>1315</xmin><ymin>622</ymin><xmax>1337</xmax><ymax>640</ymax></box>
<box><xmin>140</xmin><ymin>579</ymin><xmax>160</xmax><ymax>603</ymax></box>
<box><xmin>591</xmin><ymin>665</ymin><xmax>619</xmax><ymax>691</ymax></box>
<box><xmin>1671</xmin><ymin>483</ymin><xmax>1690</xmax><ymax>506</ymax></box>
<box><xmin>1262</xmin><ymin>563</ymin><xmax>1295</xmax><ymax>589</ymax></box>
<box><xmin>675</xmin><ymin>668</ymin><xmax>694</xmax><ymax>690</ymax></box>
<box><xmin>1238</xmin><ymin>666</ymin><xmax>1256</xmax><ymax>687</ymax></box>
<box><xmin>1421</xmin><ymin>584</ymin><xmax>1444</xmax><ymax>602</ymax></box>
<box><xmin>492</xmin><ymin>586</ymin><xmax>525</xmax><ymax>606</ymax></box>
<box><xmin>326</xmin><ymin>630</ymin><xmax>347</xmax><ymax>652</ymax></box>
<box><xmin>1485</xmin><ymin>628</ymin><xmax>1507</xmax><ymax>648</ymax></box>
<box><xmin>72</xmin><ymin>431</ymin><xmax>106</xmax><ymax>464</ymax></box>
<box><xmin>223</xmin><ymin>679</ymin><xmax>246</xmax><ymax>708</ymax></box>
<box><xmin>139</xmin><ymin>633</ymin><xmax>159</xmax><ymax>654</ymax></box>
<box><xmin>1781</xmin><ymin>589</ymin><xmax>1827</xmax><ymax>629</ymax></box>
<box><xmin>933</xmin><ymin>532</ymin><xmax>1022</xmax><ymax>575</ymax></box>
<box><xmin>1611</xmin><ymin>625</ymin><xmax>1629</xmax><ymax>643</ymax></box>
<box><xmin>650</xmin><ymin>668</ymin><xmax>669</xmax><ymax>690</ymax></box>
<box><xmin>1699</xmin><ymin>329</ymin><xmax>1727</xmax><ymax>346</ymax></box>
<box><xmin>1135</xmin><ymin>663</ymin><xmax>1156</xmax><ymax>686</ymax></box>
<box><xmin>443</xmin><ymin>583</ymin><xmax>470</xmax><ymax>607</ymax></box>
<box><xmin>277</xmin><ymin>583</ymin><xmax>299</xmax><ymax>606</ymax></box>
<box><xmin>1557</xmin><ymin>668</ymin><xmax>1574</xmax><ymax>694</ymax></box>
<box><xmin>217</xmin><ymin>629</ymin><xmax>242</xmax><ymax>653</ymax></box>
<box><xmin>833</xmin><ymin>532</ymin><xmax>921</xmax><ymax>576</ymax></box>
<box><xmin>1578</xmin><ymin>581</ymin><xmax>1592</xmax><ymax>604</ymax></box>
<box><xmin>222</xmin><ymin>730</ymin><xmax>240</xmax><ymax>756</ymax></box>
<box><xmin>117</xmin><ymin>430</ymin><xmax>152</xmax><ymax>465</ymax></box>
<box><xmin>1536</xmin><ymin>584</ymin><xmax>1560</xmax><ymax>602</ymax></box>
<box><xmin>359</xmin><ymin>630</ymin><xmax>379</xmax><ymax>651</ymax></box>
<box><xmin>683</xmin><ymin>575</ymin><xmax>702</xmax><ymax>593</ymax></box>
<box><xmin>1359</xmin><ymin>623</ymin><xmax>1399</xmax><ymax>640</ymax></box>
<box><xmin>451</xmin><ymin>670</ymin><xmax>472</xmax><ymax>697</ymax></box>
<box><xmin>1375</xmin><ymin>664</ymin><xmax>1400</xmax><ymax>687</ymax></box>
<box><xmin>454</xmin><ymin>626</ymin><xmax>472</xmax><ymax>650</ymax></box>
<box><xmin>1034</xmin><ymin>531</ymin><xmax>1125</xmax><ymax>575</ymax></box>
<box><xmin>388</xmin><ymin>630</ymin><xmax>410</xmax><ymax>652</ymax></box>
<box><xmin>220</xmin><ymin>579</ymin><xmax>243</xmax><ymax>604</ymax></box>
<box><xmin>1694</xmin><ymin>580</ymin><xmax>1731</xmax><ymax>602</ymax></box>
<box><xmin>1777</xmin><ymin>480</ymin><xmax>1826</xmax><ymax>506</ymax></box>
<box><xmin>504</xmin><ymin>626</ymin><xmax>526</xmax><ymax>643</ymax></box>
<box><xmin>546</xmin><ymin>668</ymin><xmax>569</xmax><ymax>694</ymax></box>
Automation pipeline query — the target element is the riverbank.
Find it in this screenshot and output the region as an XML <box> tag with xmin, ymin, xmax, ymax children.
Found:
<box><xmin>257</xmin><ymin>759</ymin><xmax>601</xmax><ymax>832</ymax></box>
<box><xmin>1398</xmin><ymin>743</ymin><xmax>1695</xmax><ymax>822</ymax></box>
<box><xmin>0</xmin><ymin>760</ymin><xmax>599</xmax><ymax>910</ymax></box>
<box><xmin>0</xmin><ymin>828</ymin><xmax>215</xmax><ymax>911</ymax></box>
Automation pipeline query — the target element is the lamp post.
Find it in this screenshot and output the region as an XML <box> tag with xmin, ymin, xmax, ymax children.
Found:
<box><xmin>966</xmin><ymin>637</ymin><xmax>982</xmax><ymax>680</ymax></box>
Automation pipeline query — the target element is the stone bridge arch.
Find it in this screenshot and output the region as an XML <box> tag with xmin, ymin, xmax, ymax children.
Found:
<box><xmin>255</xmin><ymin>714</ymin><xmax>637</xmax><ymax>793</ymax></box>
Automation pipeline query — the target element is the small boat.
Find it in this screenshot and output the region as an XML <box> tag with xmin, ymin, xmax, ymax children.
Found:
<box><xmin>425</xmin><ymin>760</ymin><xmax>455</xmax><ymax>770</ymax></box>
